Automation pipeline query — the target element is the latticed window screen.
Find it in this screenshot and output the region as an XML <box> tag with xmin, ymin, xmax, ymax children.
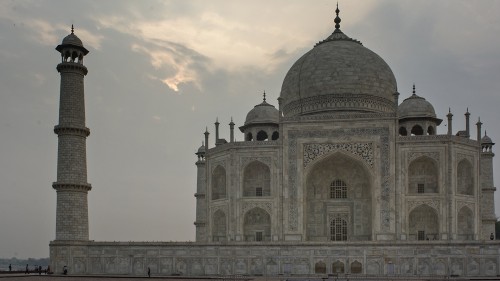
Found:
<box><xmin>330</xmin><ymin>217</ymin><xmax>347</xmax><ymax>241</ymax></box>
<box><xmin>255</xmin><ymin>231</ymin><xmax>263</xmax><ymax>241</ymax></box>
<box><xmin>330</xmin><ymin>179</ymin><xmax>347</xmax><ymax>199</ymax></box>
<box><xmin>417</xmin><ymin>183</ymin><xmax>425</xmax><ymax>193</ymax></box>
<box><xmin>256</xmin><ymin>187</ymin><xmax>263</xmax><ymax>197</ymax></box>
<box><xmin>418</xmin><ymin>230</ymin><xmax>425</xmax><ymax>241</ymax></box>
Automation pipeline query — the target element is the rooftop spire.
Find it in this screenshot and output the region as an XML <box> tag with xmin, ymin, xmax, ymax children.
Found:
<box><xmin>412</xmin><ymin>84</ymin><xmax>416</xmax><ymax>95</ymax></box>
<box><xmin>334</xmin><ymin>2</ymin><xmax>341</xmax><ymax>30</ymax></box>
<box><xmin>263</xmin><ymin>91</ymin><xmax>266</xmax><ymax>102</ymax></box>
<box><xmin>71</xmin><ymin>24</ymin><xmax>74</xmax><ymax>34</ymax></box>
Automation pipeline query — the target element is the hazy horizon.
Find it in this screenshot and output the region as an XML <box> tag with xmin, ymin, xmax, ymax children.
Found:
<box><xmin>1</xmin><ymin>0</ymin><xmax>500</xmax><ymax>259</ymax></box>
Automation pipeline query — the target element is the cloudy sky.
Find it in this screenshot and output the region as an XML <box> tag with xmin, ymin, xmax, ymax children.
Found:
<box><xmin>1</xmin><ymin>0</ymin><xmax>500</xmax><ymax>259</ymax></box>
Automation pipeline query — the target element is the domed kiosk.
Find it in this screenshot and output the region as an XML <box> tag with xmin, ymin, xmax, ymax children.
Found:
<box><xmin>239</xmin><ymin>93</ymin><xmax>279</xmax><ymax>141</ymax></box>
<box><xmin>398</xmin><ymin>85</ymin><xmax>442</xmax><ymax>136</ymax></box>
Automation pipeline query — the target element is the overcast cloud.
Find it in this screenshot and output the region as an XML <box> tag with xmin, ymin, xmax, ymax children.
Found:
<box><xmin>1</xmin><ymin>0</ymin><xmax>500</xmax><ymax>258</ymax></box>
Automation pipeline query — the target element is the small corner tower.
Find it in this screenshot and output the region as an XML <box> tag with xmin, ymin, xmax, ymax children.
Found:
<box><xmin>53</xmin><ymin>25</ymin><xmax>91</xmax><ymax>241</ymax></box>
<box><xmin>480</xmin><ymin>132</ymin><xmax>496</xmax><ymax>240</ymax></box>
<box><xmin>194</xmin><ymin>141</ymin><xmax>207</xmax><ymax>241</ymax></box>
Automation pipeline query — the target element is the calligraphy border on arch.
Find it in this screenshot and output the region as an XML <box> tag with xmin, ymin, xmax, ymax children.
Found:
<box><xmin>287</xmin><ymin>127</ymin><xmax>390</xmax><ymax>232</ymax></box>
<box><xmin>408</xmin><ymin>152</ymin><xmax>439</xmax><ymax>163</ymax></box>
<box><xmin>303</xmin><ymin>142</ymin><xmax>374</xmax><ymax>169</ymax></box>
<box><xmin>241</xmin><ymin>202</ymin><xmax>273</xmax><ymax>216</ymax></box>
<box><xmin>211</xmin><ymin>159</ymin><xmax>226</xmax><ymax>172</ymax></box>
<box><xmin>240</xmin><ymin>157</ymin><xmax>272</xmax><ymax>169</ymax></box>
<box><xmin>456</xmin><ymin>153</ymin><xmax>475</xmax><ymax>166</ymax></box>
<box><xmin>407</xmin><ymin>199</ymin><xmax>440</xmax><ymax>213</ymax></box>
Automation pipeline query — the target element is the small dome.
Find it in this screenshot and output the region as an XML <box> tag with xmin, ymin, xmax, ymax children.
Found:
<box><xmin>197</xmin><ymin>144</ymin><xmax>206</xmax><ymax>154</ymax></box>
<box><xmin>62</xmin><ymin>33</ymin><xmax>84</xmax><ymax>48</ymax></box>
<box><xmin>244</xmin><ymin>100</ymin><xmax>279</xmax><ymax>125</ymax></box>
<box><xmin>56</xmin><ymin>26</ymin><xmax>89</xmax><ymax>55</ymax></box>
<box><xmin>398</xmin><ymin>93</ymin><xmax>436</xmax><ymax>119</ymax></box>
<box><xmin>481</xmin><ymin>133</ymin><xmax>493</xmax><ymax>144</ymax></box>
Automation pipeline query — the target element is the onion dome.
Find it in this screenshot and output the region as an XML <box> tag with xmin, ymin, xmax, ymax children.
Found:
<box><xmin>243</xmin><ymin>94</ymin><xmax>279</xmax><ymax>126</ymax></box>
<box><xmin>279</xmin><ymin>5</ymin><xmax>397</xmax><ymax>117</ymax></box>
<box><xmin>398</xmin><ymin>89</ymin><xmax>437</xmax><ymax>119</ymax></box>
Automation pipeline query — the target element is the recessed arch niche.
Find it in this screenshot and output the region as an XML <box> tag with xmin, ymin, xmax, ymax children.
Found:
<box><xmin>305</xmin><ymin>152</ymin><xmax>372</xmax><ymax>241</ymax></box>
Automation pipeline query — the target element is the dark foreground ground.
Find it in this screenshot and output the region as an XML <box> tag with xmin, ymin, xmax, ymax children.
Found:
<box><xmin>1</xmin><ymin>274</ymin><xmax>499</xmax><ymax>281</ymax></box>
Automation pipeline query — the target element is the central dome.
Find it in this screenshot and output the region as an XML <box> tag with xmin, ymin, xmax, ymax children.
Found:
<box><xmin>279</xmin><ymin>14</ymin><xmax>397</xmax><ymax>117</ymax></box>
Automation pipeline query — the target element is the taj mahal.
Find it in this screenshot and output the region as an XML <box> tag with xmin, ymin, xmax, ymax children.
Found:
<box><xmin>49</xmin><ymin>6</ymin><xmax>500</xmax><ymax>277</ymax></box>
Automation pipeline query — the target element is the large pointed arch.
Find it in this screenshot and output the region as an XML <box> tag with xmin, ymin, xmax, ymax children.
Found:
<box><xmin>457</xmin><ymin>206</ymin><xmax>474</xmax><ymax>240</ymax></box>
<box><xmin>409</xmin><ymin>204</ymin><xmax>439</xmax><ymax>240</ymax></box>
<box><xmin>212</xmin><ymin>210</ymin><xmax>227</xmax><ymax>242</ymax></box>
<box><xmin>212</xmin><ymin>165</ymin><xmax>226</xmax><ymax>200</ymax></box>
<box><xmin>243</xmin><ymin>161</ymin><xmax>270</xmax><ymax>197</ymax></box>
<box><xmin>305</xmin><ymin>151</ymin><xmax>372</xmax><ymax>241</ymax></box>
<box><xmin>408</xmin><ymin>156</ymin><xmax>439</xmax><ymax>194</ymax></box>
<box><xmin>457</xmin><ymin>159</ymin><xmax>474</xmax><ymax>195</ymax></box>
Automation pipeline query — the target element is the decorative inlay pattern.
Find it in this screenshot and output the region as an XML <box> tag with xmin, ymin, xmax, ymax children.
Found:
<box><xmin>212</xmin><ymin>204</ymin><xmax>228</xmax><ymax>216</ymax></box>
<box><xmin>407</xmin><ymin>200</ymin><xmax>440</xmax><ymax>212</ymax></box>
<box><xmin>456</xmin><ymin>200</ymin><xmax>474</xmax><ymax>213</ymax></box>
<box><xmin>303</xmin><ymin>143</ymin><xmax>374</xmax><ymax>168</ymax></box>
<box><xmin>408</xmin><ymin>152</ymin><xmax>439</xmax><ymax>163</ymax></box>
<box><xmin>241</xmin><ymin>157</ymin><xmax>272</xmax><ymax>168</ymax></box>
<box><xmin>211</xmin><ymin>159</ymin><xmax>226</xmax><ymax>171</ymax></box>
<box><xmin>457</xmin><ymin>153</ymin><xmax>474</xmax><ymax>165</ymax></box>
<box><xmin>242</xmin><ymin>202</ymin><xmax>273</xmax><ymax>215</ymax></box>
<box><xmin>283</xmin><ymin>94</ymin><xmax>395</xmax><ymax>117</ymax></box>
<box><xmin>287</xmin><ymin>127</ymin><xmax>390</xmax><ymax>231</ymax></box>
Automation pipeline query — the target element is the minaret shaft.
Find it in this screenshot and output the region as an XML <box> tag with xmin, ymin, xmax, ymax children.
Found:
<box><xmin>53</xmin><ymin>31</ymin><xmax>91</xmax><ymax>241</ymax></box>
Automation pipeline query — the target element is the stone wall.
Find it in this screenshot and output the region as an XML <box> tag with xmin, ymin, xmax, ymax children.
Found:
<box><xmin>50</xmin><ymin>241</ymin><xmax>500</xmax><ymax>277</ymax></box>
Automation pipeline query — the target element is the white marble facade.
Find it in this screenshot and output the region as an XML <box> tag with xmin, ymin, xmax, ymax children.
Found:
<box><xmin>50</xmin><ymin>7</ymin><xmax>499</xmax><ymax>277</ymax></box>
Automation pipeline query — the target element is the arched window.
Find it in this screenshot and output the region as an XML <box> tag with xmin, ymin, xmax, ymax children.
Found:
<box><xmin>246</xmin><ymin>132</ymin><xmax>253</xmax><ymax>141</ymax></box>
<box><xmin>330</xmin><ymin>179</ymin><xmax>347</xmax><ymax>199</ymax></box>
<box><xmin>243</xmin><ymin>161</ymin><xmax>271</xmax><ymax>197</ymax></box>
<box><xmin>457</xmin><ymin>207</ymin><xmax>474</xmax><ymax>240</ymax></box>
<box><xmin>427</xmin><ymin>126</ymin><xmax>435</xmax><ymax>135</ymax></box>
<box><xmin>411</xmin><ymin>125</ymin><xmax>424</xmax><ymax>136</ymax></box>
<box><xmin>330</xmin><ymin>217</ymin><xmax>347</xmax><ymax>241</ymax></box>
<box><xmin>243</xmin><ymin>207</ymin><xmax>271</xmax><ymax>241</ymax></box>
<box><xmin>351</xmin><ymin>261</ymin><xmax>362</xmax><ymax>274</ymax></box>
<box><xmin>212</xmin><ymin>210</ymin><xmax>227</xmax><ymax>242</ymax></box>
<box><xmin>271</xmin><ymin>131</ymin><xmax>279</xmax><ymax>140</ymax></box>
<box><xmin>399</xmin><ymin>127</ymin><xmax>408</xmax><ymax>136</ymax></box>
<box><xmin>457</xmin><ymin>160</ymin><xmax>474</xmax><ymax>195</ymax></box>
<box><xmin>256</xmin><ymin>130</ymin><xmax>268</xmax><ymax>141</ymax></box>
<box><xmin>315</xmin><ymin>261</ymin><xmax>326</xmax><ymax>274</ymax></box>
<box><xmin>212</xmin><ymin>166</ymin><xmax>226</xmax><ymax>200</ymax></box>
<box><xmin>332</xmin><ymin>261</ymin><xmax>345</xmax><ymax>274</ymax></box>
<box><xmin>409</xmin><ymin>205</ymin><xmax>439</xmax><ymax>240</ymax></box>
<box><xmin>408</xmin><ymin>157</ymin><xmax>438</xmax><ymax>194</ymax></box>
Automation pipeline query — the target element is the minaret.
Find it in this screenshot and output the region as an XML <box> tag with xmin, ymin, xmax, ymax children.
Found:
<box><xmin>480</xmin><ymin>132</ymin><xmax>496</xmax><ymax>240</ymax></box>
<box><xmin>53</xmin><ymin>26</ymin><xmax>91</xmax><ymax>241</ymax></box>
<box><xmin>194</xmin><ymin>142</ymin><xmax>207</xmax><ymax>241</ymax></box>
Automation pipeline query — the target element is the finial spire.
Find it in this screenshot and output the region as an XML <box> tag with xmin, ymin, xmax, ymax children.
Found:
<box><xmin>263</xmin><ymin>91</ymin><xmax>266</xmax><ymax>102</ymax></box>
<box><xmin>412</xmin><ymin>84</ymin><xmax>416</xmax><ymax>94</ymax></box>
<box><xmin>334</xmin><ymin>2</ymin><xmax>341</xmax><ymax>30</ymax></box>
<box><xmin>71</xmin><ymin>24</ymin><xmax>74</xmax><ymax>34</ymax></box>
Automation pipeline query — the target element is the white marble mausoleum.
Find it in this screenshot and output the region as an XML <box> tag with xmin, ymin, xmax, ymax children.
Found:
<box><xmin>50</xmin><ymin>7</ymin><xmax>500</xmax><ymax>277</ymax></box>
